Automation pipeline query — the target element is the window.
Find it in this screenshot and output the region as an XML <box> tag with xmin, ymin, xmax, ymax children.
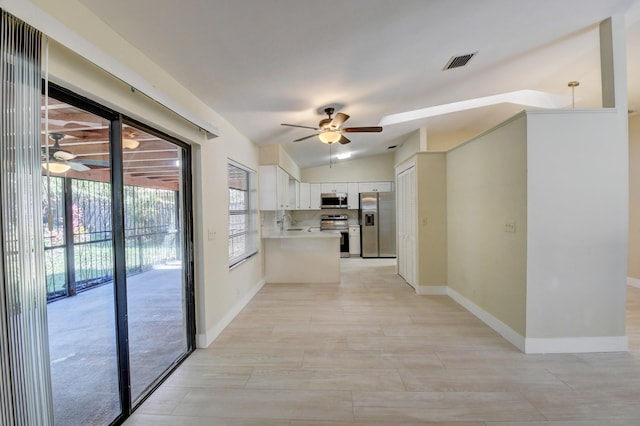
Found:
<box><xmin>228</xmin><ymin>161</ymin><xmax>258</xmax><ymax>267</ymax></box>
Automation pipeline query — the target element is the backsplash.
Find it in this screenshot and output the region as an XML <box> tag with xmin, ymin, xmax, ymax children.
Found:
<box><xmin>292</xmin><ymin>209</ymin><xmax>359</xmax><ymax>226</ymax></box>
<box><xmin>261</xmin><ymin>209</ymin><xmax>360</xmax><ymax>233</ymax></box>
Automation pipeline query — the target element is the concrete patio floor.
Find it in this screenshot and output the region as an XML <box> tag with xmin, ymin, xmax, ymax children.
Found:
<box><xmin>47</xmin><ymin>263</ymin><xmax>187</xmax><ymax>426</ymax></box>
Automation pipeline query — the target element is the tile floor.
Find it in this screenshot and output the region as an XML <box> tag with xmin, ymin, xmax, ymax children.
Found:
<box><xmin>125</xmin><ymin>258</ymin><xmax>640</xmax><ymax>425</ymax></box>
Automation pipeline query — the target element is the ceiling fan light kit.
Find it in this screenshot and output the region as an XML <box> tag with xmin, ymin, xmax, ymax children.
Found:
<box><xmin>122</xmin><ymin>137</ymin><xmax>140</xmax><ymax>150</ymax></box>
<box><xmin>282</xmin><ymin>107</ymin><xmax>382</xmax><ymax>145</ymax></box>
<box><xmin>318</xmin><ymin>131</ymin><xmax>341</xmax><ymax>144</ymax></box>
<box><xmin>42</xmin><ymin>160</ymin><xmax>71</xmax><ymax>174</ymax></box>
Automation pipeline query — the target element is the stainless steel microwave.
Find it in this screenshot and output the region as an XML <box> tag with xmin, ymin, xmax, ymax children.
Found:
<box><xmin>321</xmin><ymin>192</ymin><xmax>348</xmax><ymax>209</ymax></box>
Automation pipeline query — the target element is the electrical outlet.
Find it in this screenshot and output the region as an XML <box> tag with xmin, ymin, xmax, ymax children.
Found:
<box><xmin>208</xmin><ymin>229</ymin><xmax>216</xmax><ymax>240</ymax></box>
<box><xmin>421</xmin><ymin>216</ymin><xmax>428</xmax><ymax>226</ymax></box>
<box><xmin>505</xmin><ymin>220</ymin><xmax>516</xmax><ymax>233</ymax></box>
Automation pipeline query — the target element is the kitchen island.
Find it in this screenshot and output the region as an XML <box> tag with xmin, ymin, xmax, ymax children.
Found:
<box><xmin>262</xmin><ymin>228</ymin><xmax>341</xmax><ymax>283</ymax></box>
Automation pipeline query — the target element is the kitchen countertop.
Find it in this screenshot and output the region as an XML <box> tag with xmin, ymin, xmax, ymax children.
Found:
<box><xmin>262</xmin><ymin>227</ymin><xmax>341</xmax><ymax>239</ymax></box>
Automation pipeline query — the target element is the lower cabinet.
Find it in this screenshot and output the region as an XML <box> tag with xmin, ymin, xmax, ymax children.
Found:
<box><xmin>349</xmin><ymin>226</ymin><xmax>360</xmax><ymax>256</ymax></box>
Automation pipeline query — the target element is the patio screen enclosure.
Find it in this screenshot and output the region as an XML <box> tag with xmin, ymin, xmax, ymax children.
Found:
<box><xmin>43</xmin><ymin>176</ymin><xmax>181</xmax><ymax>301</ymax></box>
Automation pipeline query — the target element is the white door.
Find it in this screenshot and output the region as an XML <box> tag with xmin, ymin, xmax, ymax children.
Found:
<box><xmin>396</xmin><ymin>165</ymin><xmax>416</xmax><ymax>288</ymax></box>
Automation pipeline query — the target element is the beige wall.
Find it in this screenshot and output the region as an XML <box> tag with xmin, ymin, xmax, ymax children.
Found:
<box><xmin>428</xmin><ymin>130</ymin><xmax>477</xmax><ymax>152</ymax></box>
<box><xmin>629</xmin><ymin>114</ymin><xmax>640</xmax><ymax>280</ymax></box>
<box><xmin>302</xmin><ymin>152</ymin><xmax>395</xmax><ymax>182</ymax></box>
<box><xmin>394</xmin><ymin>130</ymin><xmax>421</xmax><ymax>166</ymax></box>
<box><xmin>447</xmin><ymin>114</ymin><xmax>528</xmax><ymax>336</ymax></box>
<box><xmin>25</xmin><ymin>0</ymin><xmax>264</xmax><ymax>348</ymax></box>
<box><xmin>259</xmin><ymin>145</ymin><xmax>301</xmax><ymax>181</ymax></box>
<box><xmin>415</xmin><ymin>153</ymin><xmax>447</xmax><ymax>288</ymax></box>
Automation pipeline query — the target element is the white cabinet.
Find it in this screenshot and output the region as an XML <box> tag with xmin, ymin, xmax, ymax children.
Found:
<box><xmin>347</xmin><ymin>182</ymin><xmax>359</xmax><ymax>209</ymax></box>
<box><xmin>349</xmin><ymin>226</ymin><xmax>360</xmax><ymax>256</ymax></box>
<box><xmin>259</xmin><ymin>165</ymin><xmax>292</xmax><ymax>210</ymax></box>
<box><xmin>298</xmin><ymin>182</ymin><xmax>322</xmax><ymax>210</ymax></box>
<box><xmin>321</xmin><ymin>182</ymin><xmax>348</xmax><ymax>193</ymax></box>
<box><xmin>358</xmin><ymin>181</ymin><xmax>393</xmax><ymax>193</ymax></box>
<box><xmin>309</xmin><ymin>183</ymin><xmax>322</xmax><ymax>209</ymax></box>
<box><xmin>298</xmin><ymin>182</ymin><xmax>310</xmax><ymax>209</ymax></box>
<box><xmin>277</xmin><ymin>167</ymin><xmax>290</xmax><ymax>209</ymax></box>
<box><xmin>289</xmin><ymin>178</ymin><xmax>299</xmax><ymax>209</ymax></box>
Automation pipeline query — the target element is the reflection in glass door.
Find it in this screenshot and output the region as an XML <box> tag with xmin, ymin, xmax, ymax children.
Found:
<box><xmin>122</xmin><ymin>122</ymin><xmax>190</xmax><ymax>404</ymax></box>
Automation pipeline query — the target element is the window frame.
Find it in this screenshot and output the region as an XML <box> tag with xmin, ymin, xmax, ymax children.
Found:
<box><xmin>228</xmin><ymin>160</ymin><xmax>258</xmax><ymax>268</ymax></box>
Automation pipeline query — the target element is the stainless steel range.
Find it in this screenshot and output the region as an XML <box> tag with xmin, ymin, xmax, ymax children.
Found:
<box><xmin>320</xmin><ymin>214</ymin><xmax>350</xmax><ymax>257</ymax></box>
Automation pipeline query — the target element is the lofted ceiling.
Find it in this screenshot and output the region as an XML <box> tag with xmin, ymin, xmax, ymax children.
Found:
<box><xmin>76</xmin><ymin>0</ymin><xmax>640</xmax><ymax>168</ymax></box>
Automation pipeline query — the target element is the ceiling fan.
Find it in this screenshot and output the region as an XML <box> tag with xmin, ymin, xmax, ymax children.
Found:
<box><xmin>42</xmin><ymin>133</ymin><xmax>107</xmax><ymax>173</ymax></box>
<box><xmin>281</xmin><ymin>107</ymin><xmax>383</xmax><ymax>144</ymax></box>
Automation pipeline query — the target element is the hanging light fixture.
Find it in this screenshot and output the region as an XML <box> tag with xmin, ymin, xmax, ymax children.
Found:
<box><xmin>318</xmin><ymin>131</ymin><xmax>341</xmax><ymax>144</ymax></box>
<box><xmin>568</xmin><ymin>81</ymin><xmax>579</xmax><ymax>108</ymax></box>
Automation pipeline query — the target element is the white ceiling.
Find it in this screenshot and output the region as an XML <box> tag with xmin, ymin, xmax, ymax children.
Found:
<box><xmin>77</xmin><ymin>0</ymin><xmax>640</xmax><ymax>168</ymax></box>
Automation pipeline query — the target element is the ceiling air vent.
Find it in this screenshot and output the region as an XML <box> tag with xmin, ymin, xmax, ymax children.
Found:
<box><xmin>443</xmin><ymin>51</ymin><xmax>477</xmax><ymax>70</ymax></box>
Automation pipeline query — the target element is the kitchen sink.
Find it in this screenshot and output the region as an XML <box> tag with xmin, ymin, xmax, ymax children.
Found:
<box><xmin>286</xmin><ymin>228</ymin><xmax>304</xmax><ymax>231</ymax></box>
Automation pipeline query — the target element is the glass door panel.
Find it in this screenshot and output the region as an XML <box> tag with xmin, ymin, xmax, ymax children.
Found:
<box><xmin>43</xmin><ymin>96</ymin><xmax>122</xmax><ymax>425</ymax></box>
<box><xmin>122</xmin><ymin>123</ymin><xmax>188</xmax><ymax>404</ymax></box>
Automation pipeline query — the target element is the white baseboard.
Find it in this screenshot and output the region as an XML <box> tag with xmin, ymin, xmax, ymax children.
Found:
<box><xmin>416</xmin><ymin>285</ymin><xmax>448</xmax><ymax>295</ymax></box>
<box><xmin>445</xmin><ymin>286</ymin><xmax>629</xmax><ymax>354</ymax></box>
<box><xmin>628</xmin><ymin>277</ymin><xmax>640</xmax><ymax>288</ymax></box>
<box><xmin>196</xmin><ymin>278</ymin><xmax>265</xmax><ymax>348</ymax></box>
<box><xmin>524</xmin><ymin>336</ymin><xmax>628</xmax><ymax>354</ymax></box>
<box><xmin>446</xmin><ymin>287</ymin><xmax>526</xmax><ymax>352</ymax></box>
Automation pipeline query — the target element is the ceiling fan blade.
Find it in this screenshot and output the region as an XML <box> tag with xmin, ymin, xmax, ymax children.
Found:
<box><xmin>329</xmin><ymin>113</ymin><xmax>349</xmax><ymax>129</ymax></box>
<box><xmin>281</xmin><ymin>123</ymin><xmax>319</xmax><ymax>131</ymax></box>
<box><xmin>53</xmin><ymin>150</ymin><xmax>77</xmax><ymax>161</ymax></box>
<box><xmin>79</xmin><ymin>159</ymin><xmax>110</xmax><ymax>167</ymax></box>
<box><xmin>338</xmin><ymin>135</ymin><xmax>351</xmax><ymax>145</ymax></box>
<box><xmin>67</xmin><ymin>161</ymin><xmax>90</xmax><ymax>171</ymax></box>
<box><xmin>293</xmin><ymin>134</ymin><xmax>319</xmax><ymax>142</ymax></box>
<box><xmin>341</xmin><ymin>126</ymin><xmax>383</xmax><ymax>133</ymax></box>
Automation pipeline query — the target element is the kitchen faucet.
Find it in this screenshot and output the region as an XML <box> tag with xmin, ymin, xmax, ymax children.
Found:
<box><xmin>278</xmin><ymin>213</ymin><xmax>292</xmax><ymax>231</ymax></box>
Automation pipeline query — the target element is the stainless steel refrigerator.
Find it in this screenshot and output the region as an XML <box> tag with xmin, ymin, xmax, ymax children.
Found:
<box><xmin>359</xmin><ymin>192</ymin><xmax>396</xmax><ymax>258</ymax></box>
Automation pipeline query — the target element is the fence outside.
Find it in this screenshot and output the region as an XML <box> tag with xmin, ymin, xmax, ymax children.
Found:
<box><xmin>42</xmin><ymin>176</ymin><xmax>179</xmax><ymax>301</ymax></box>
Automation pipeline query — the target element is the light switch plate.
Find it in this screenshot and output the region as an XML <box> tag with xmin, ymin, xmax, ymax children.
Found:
<box><xmin>505</xmin><ymin>220</ymin><xmax>516</xmax><ymax>233</ymax></box>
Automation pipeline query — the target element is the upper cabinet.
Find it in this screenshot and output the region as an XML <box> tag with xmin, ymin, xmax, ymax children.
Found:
<box><xmin>259</xmin><ymin>165</ymin><xmax>293</xmax><ymax>210</ymax></box>
<box><xmin>299</xmin><ymin>182</ymin><xmax>310</xmax><ymax>210</ymax></box>
<box><xmin>289</xmin><ymin>178</ymin><xmax>299</xmax><ymax>209</ymax></box>
<box><xmin>260</xmin><ymin>168</ymin><xmax>393</xmax><ymax>211</ymax></box>
<box><xmin>309</xmin><ymin>183</ymin><xmax>322</xmax><ymax>209</ymax></box>
<box><xmin>321</xmin><ymin>182</ymin><xmax>348</xmax><ymax>193</ymax></box>
<box><xmin>358</xmin><ymin>181</ymin><xmax>393</xmax><ymax>193</ymax></box>
<box><xmin>347</xmin><ymin>182</ymin><xmax>359</xmax><ymax>209</ymax></box>
<box><xmin>299</xmin><ymin>183</ymin><xmax>322</xmax><ymax>210</ymax></box>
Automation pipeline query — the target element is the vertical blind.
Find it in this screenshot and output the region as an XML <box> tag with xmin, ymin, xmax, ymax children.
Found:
<box><xmin>0</xmin><ymin>9</ymin><xmax>54</xmax><ymax>425</ymax></box>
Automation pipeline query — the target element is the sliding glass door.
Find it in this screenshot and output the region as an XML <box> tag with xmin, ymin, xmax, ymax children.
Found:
<box><xmin>43</xmin><ymin>85</ymin><xmax>194</xmax><ymax>425</ymax></box>
<box><xmin>43</xmin><ymin>95</ymin><xmax>121</xmax><ymax>425</ymax></box>
<box><xmin>122</xmin><ymin>122</ymin><xmax>192</xmax><ymax>404</ymax></box>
